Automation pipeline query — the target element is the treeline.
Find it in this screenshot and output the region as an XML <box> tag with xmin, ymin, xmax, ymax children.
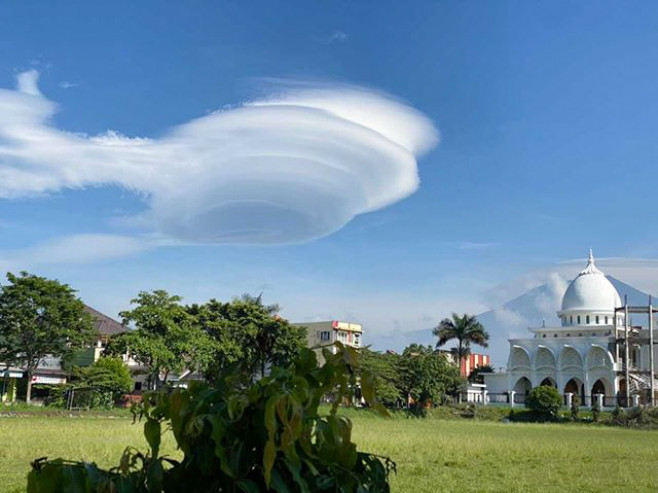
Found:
<box><xmin>359</xmin><ymin>344</ymin><xmax>464</xmax><ymax>411</ymax></box>
<box><xmin>0</xmin><ymin>272</ymin><xmax>307</xmax><ymax>402</ymax></box>
<box><xmin>105</xmin><ymin>290</ymin><xmax>308</xmax><ymax>390</ymax></box>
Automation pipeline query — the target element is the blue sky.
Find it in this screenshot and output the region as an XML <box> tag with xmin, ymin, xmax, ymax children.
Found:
<box><xmin>2</xmin><ymin>2</ymin><xmax>658</xmax><ymax>358</ymax></box>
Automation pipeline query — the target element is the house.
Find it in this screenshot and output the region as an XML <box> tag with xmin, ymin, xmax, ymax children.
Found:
<box><xmin>0</xmin><ymin>305</ymin><xmax>130</xmax><ymax>403</ymax></box>
<box><xmin>294</xmin><ymin>320</ymin><xmax>362</xmax><ymax>365</ymax></box>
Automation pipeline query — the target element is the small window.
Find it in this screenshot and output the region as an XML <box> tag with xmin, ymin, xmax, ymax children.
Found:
<box><xmin>577</xmin><ymin>316</ymin><xmax>581</xmax><ymax>324</ymax></box>
<box><xmin>586</xmin><ymin>316</ymin><xmax>590</xmax><ymax>324</ymax></box>
<box><xmin>542</xmin><ymin>334</ymin><xmax>546</xmax><ymax>338</ymax></box>
<box><xmin>578</xmin><ymin>333</ymin><xmax>582</xmax><ymax>337</ymax></box>
<box><xmin>554</xmin><ymin>334</ymin><xmax>558</xmax><ymax>338</ymax></box>
<box><xmin>596</xmin><ymin>316</ymin><xmax>599</xmax><ymax>324</ymax></box>
<box><xmin>570</xmin><ymin>316</ymin><xmax>573</xmax><ymax>324</ymax></box>
<box><xmin>566</xmin><ymin>333</ymin><xmax>571</xmax><ymax>337</ymax></box>
<box><xmin>605</xmin><ymin>316</ymin><xmax>608</xmax><ymax>324</ymax></box>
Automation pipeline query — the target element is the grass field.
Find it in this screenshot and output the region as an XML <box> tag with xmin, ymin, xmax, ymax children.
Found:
<box><xmin>1</xmin><ymin>414</ymin><xmax>657</xmax><ymax>492</ymax></box>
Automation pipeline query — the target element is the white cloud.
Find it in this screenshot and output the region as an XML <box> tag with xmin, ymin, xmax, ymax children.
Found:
<box><xmin>58</xmin><ymin>81</ymin><xmax>78</xmax><ymax>89</ymax></box>
<box><xmin>325</xmin><ymin>31</ymin><xmax>348</xmax><ymax>44</ymax></box>
<box><xmin>0</xmin><ymin>71</ymin><xmax>439</xmax><ymax>245</ymax></box>
<box><xmin>0</xmin><ymin>234</ymin><xmax>150</xmax><ymax>270</ymax></box>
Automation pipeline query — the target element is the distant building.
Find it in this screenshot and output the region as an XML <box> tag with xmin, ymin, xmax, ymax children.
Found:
<box><xmin>485</xmin><ymin>251</ymin><xmax>658</xmax><ymax>408</ymax></box>
<box><xmin>460</xmin><ymin>353</ymin><xmax>491</xmax><ymax>378</ymax></box>
<box><xmin>293</xmin><ymin>320</ymin><xmax>362</xmax><ymax>364</ymax></box>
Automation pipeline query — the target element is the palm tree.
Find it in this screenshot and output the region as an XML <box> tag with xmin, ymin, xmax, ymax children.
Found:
<box><xmin>433</xmin><ymin>313</ymin><xmax>489</xmax><ymax>362</ymax></box>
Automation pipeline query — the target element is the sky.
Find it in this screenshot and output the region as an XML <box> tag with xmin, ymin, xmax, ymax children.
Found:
<box><xmin>2</xmin><ymin>1</ymin><xmax>658</xmax><ymax>360</ymax></box>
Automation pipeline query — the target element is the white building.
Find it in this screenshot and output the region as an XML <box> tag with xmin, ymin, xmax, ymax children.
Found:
<box><xmin>485</xmin><ymin>251</ymin><xmax>657</xmax><ymax>408</ymax></box>
<box><xmin>293</xmin><ymin>320</ymin><xmax>362</xmax><ymax>365</ymax></box>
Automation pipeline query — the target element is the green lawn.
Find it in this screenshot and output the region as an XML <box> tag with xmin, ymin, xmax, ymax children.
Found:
<box><xmin>1</xmin><ymin>414</ymin><xmax>657</xmax><ymax>492</ymax></box>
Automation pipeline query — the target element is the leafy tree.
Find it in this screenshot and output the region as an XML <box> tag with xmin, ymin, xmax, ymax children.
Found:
<box><xmin>526</xmin><ymin>386</ymin><xmax>562</xmax><ymax>421</ymax></box>
<box><xmin>398</xmin><ymin>344</ymin><xmax>463</xmax><ymax>411</ymax></box>
<box><xmin>28</xmin><ymin>344</ymin><xmax>395</xmax><ymax>492</ymax></box>
<box><xmin>105</xmin><ymin>290</ymin><xmax>213</xmax><ymax>390</ymax></box>
<box><xmin>77</xmin><ymin>356</ymin><xmax>134</xmax><ymax>397</ymax></box>
<box><xmin>190</xmin><ymin>294</ymin><xmax>307</xmax><ymax>380</ymax></box>
<box><xmin>358</xmin><ymin>349</ymin><xmax>402</xmax><ymax>407</ymax></box>
<box><xmin>468</xmin><ymin>363</ymin><xmax>495</xmax><ymax>384</ymax></box>
<box><xmin>0</xmin><ymin>272</ymin><xmax>94</xmax><ymax>403</ymax></box>
<box><xmin>433</xmin><ymin>313</ymin><xmax>489</xmax><ymax>362</ymax></box>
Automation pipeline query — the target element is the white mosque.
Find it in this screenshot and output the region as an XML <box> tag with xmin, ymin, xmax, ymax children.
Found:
<box><xmin>485</xmin><ymin>251</ymin><xmax>657</xmax><ymax>408</ymax></box>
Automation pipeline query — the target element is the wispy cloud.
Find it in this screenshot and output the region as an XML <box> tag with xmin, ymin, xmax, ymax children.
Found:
<box><xmin>324</xmin><ymin>31</ymin><xmax>348</xmax><ymax>44</ymax></box>
<box><xmin>0</xmin><ymin>234</ymin><xmax>150</xmax><ymax>271</ymax></box>
<box><xmin>0</xmin><ymin>71</ymin><xmax>438</xmax><ymax>246</ymax></box>
<box><xmin>58</xmin><ymin>81</ymin><xmax>78</xmax><ymax>89</ymax></box>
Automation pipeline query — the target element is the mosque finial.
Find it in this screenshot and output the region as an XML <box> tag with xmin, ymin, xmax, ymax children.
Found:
<box><xmin>579</xmin><ymin>248</ymin><xmax>602</xmax><ymax>275</ymax></box>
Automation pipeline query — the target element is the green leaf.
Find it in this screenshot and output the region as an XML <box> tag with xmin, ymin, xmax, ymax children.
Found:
<box><xmin>144</xmin><ymin>419</ymin><xmax>161</xmax><ymax>459</ymax></box>
<box><xmin>263</xmin><ymin>439</ymin><xmax>277</xmax><ymax>487</ymax></box>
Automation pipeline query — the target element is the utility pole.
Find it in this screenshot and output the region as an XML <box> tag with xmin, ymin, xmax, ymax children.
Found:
<box><xmin>650</xmin><ymin>295</ymin><xmax>655</xmax><ymax>406</ymax></box>
<box><xmin>625</xmin><ymin>296</ymin><xmax>630</xmax><ymax>408</ymax></box>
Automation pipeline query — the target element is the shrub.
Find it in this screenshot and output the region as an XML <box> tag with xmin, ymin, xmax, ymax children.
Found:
<box><xmin>525</xmin><ymin>386</ymin><xmax>562</xmax><ymax>421</ymax></box>
<box><xmin>28</xmin><ymin>344</ymin><xmax>395</xmax><ymax>492</ymax></box>
<box><xmin>592</xmin><ymin>400</ymin><xmax>601</xmax><ymax>423</ymax></box>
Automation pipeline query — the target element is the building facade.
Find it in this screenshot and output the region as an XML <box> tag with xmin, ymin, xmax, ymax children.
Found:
<box><xmin>485</xmin><ymin>251</ymin><xmax>657</xmax><ymax>407</ymax></box>
<box><xmin>294</xmin><ymin>320</ymin><xmax>362</xmax><ymax>364</ymax></box>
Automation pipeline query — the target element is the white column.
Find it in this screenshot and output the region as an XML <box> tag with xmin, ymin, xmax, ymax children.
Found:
<box><xmin>483</xmin><ymin>389</ymin><xmax>488</xmax><ymax>406</ymax></box>
<box><xmin>595</xmin><ymin>393</ymin><xmax>604</xmax><ymax>410</ymax></box>
<box><xmin>509</xmin><ymin>391</ymin><xmax>516</xmax><ymax>408</ymax></box>
<box><xmin>565</xmin><ymin>392</ymin><xmax>573</xmax><ymax>409</ymax></box>
<box><xmin>632</xmin><ymin>394</ymin><xmax>640</xmax><ymax>408</ymax></box>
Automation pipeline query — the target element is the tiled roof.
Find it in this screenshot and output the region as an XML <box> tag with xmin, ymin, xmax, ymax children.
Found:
<box><xmin>84</xmin><ymin>305</ymin><xmax>127</xmax><ymax>337</ymax></box>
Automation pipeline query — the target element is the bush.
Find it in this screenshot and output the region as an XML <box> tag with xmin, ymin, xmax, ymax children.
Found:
<box><xmin>608</xmin><ymin>406</ymin><xmax>658</xmax><ymax>429</ymax></box>
<box><xmin>525</xmin><ymin>386</ymin><xmax>562</xmax><ymax>421</ymax></box>
<box><xmin>28</xmin><ymin>344</ymin><xmax>395</xmax><ymax>492</ymax></box>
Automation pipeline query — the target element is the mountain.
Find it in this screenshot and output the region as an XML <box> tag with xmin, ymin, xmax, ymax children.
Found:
<box><xmin>397</xmin><ymin>276</ymin><xmax>653</xmax><ymax>369</ymax></box>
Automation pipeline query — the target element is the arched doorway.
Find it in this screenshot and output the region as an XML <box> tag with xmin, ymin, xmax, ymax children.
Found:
<box><xmin>513</xmin><ymin>377</ymin><xmax>532</xmax><ymax>404</ymax></box>
<box><xmin>564</xmin><ymin>378</ymin><xmax>585</xmax><ymax>402</ymax></box>
<box><xmin>540</xmin><ymin>377</ymin><xmax>557</xmax><ymax>388</ymax></box>
<box><xmin>591</xmin><ymin>379</ymin><xmax>606</xmax><ymax>395</ymax></box>
<box><xmin>591</xmin><ymin>378</ymin><xmax>611</xmax><ymax>407</ymax></box>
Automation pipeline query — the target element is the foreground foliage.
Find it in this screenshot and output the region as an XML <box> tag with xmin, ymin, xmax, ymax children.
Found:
<box><xmin>27</xmin><ymin>345</ymin><xmax>394</xmax><ymax>492</ymax></box>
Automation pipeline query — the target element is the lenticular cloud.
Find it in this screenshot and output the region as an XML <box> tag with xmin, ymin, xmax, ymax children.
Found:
<box><xmin>0</xmin><ymin>71</ymin><xmax>438</xmax><ymax>244</ymax></box>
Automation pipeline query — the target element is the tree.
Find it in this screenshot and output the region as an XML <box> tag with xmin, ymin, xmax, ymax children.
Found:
<box><xmin>191</xmin><ymin>294</ymin><xmax>307</xmax><ymax>380</ymax></box>
<box><xmin>0</xmin><ymin>272</ymin><xmax>94</xmax><ymax>403</ymax></box>
<box><xmin>526</xmin><ymin>386</ymin><xmax>562</xmax><ymax>421</ymax></box>
<box><xmin>433</xmin><ymin>313</ymin><xmax>489</xmax><ymax>362</ymax></box>
<box><xmin>105</xmin><ymin>290</ymin><xmax>212</xmax><ymax>390</ymax></box>
<box><xmin>468</xmin><ymin>363</ymin><xmax>494</xmax><ymax>384</ymax></box>
<box><xmin>398</xmin><ymin>344</ymin><xmax>463</xmax><ymax>411</ymax></box>
<box><xmin>358</xmin><ymin>349</ymin><xmax>402</xmax><ymax>407</ymax></box>
<box><xmin>78</xmin><ymin>356</ymin><xmax>134</xmax><ymax>397</ymax></box>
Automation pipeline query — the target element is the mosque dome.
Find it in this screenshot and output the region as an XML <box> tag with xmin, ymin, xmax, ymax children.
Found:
<box><xmin>560</xmin><ymin>251</ymin><xmax>621</xmax><ymax>312</ymax></box>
